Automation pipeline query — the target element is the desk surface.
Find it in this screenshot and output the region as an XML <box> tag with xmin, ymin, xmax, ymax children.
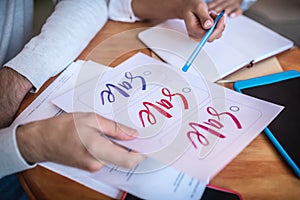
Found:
<box><xmin>18</xmin><ymin>20</ymin><xmax>300</xmax><ymax>200</ymax></box>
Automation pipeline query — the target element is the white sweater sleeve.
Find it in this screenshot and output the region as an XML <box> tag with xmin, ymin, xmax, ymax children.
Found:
<box><xmin>5</xmin><ymin>0</ymin><xmax>108</xmax><ymax>92</ymax></box>
<box><xmin>0</xmin><ymin>125</ymin><xmax>36</xmax><ymax>178</ymax></box>
<box><xmin>108</xmin><ymin>0</ymin><xmax>140</xmax><ymax>23</ymax></box>
<box><xmin>0</xmin><ymin>0</ymin><xmax>108</xmax><ymax>178</ymax></box>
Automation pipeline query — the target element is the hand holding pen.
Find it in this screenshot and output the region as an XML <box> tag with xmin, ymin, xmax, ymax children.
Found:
<box><xmin>182</xmin><ymin>9</ymin><xmax>225</xmax><ymax>72</ymax></box>
<box><xmin>132</xmin><ymin>0</ymin><xmax>225</xmax><ymax>43</ymax></box>
<box><xmin>180</xmin><ymin>0</ymin><xmax>226</xmax><ymax>42</ymax></box>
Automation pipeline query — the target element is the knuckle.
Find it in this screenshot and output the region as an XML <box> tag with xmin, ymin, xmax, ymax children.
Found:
<box><xmin>195</xmin><ymin>1</ymin><xmax>206</xmax><ymax>10</ymax></box>
<box><xmin>86</xmin><ymin>162</ymin><xmax>103</xmax><ymax>172</ymax></box>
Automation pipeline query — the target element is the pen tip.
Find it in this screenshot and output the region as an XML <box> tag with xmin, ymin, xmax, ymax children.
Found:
<box><xmin>182</xmin><ymin>64</ymin><xmax>189</xmax><ymax>72</ymax></box>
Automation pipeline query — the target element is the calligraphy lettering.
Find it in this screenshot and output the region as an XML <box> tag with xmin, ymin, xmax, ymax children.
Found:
<box><xmin>139</xmin><ymin>88</ymin><xmax>189</xmax><ymax>127</ymax></box>
<box><xmin>100</xmin><ymin>72</ymin><xmax>146</xmax><ymax>105</ymax></box>
<box><xmin>187</xmin><ymin>106</ymin><xmax>242</xmax><ymax>149</ymax></box>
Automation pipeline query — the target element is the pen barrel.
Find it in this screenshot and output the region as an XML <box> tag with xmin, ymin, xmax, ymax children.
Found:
<box><xmin>182</xmin><ymin>10</ymin><xmax>224</xmax><ymax>72</ymax></box>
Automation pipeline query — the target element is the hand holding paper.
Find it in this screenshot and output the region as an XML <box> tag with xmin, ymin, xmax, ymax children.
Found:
<box><xmin>17</xmin><ymin>112</ymin><xmax>145</xmax><ymax>172</ymax></box>
<box><xmin>14</xmin><ymin>54</ymin><xmax>284</xmax><ymax>200</ymax></box>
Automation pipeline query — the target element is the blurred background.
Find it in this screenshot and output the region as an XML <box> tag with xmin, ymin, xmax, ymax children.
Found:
<box><xmin>33</xmin><ymin>0</ymin><xmax>300</xmax><ymax>47</ymax></box>
<box><xmin>244</xmin><ymin>0</ymin><xmax>300</xmax><ymax>47</ymax></box>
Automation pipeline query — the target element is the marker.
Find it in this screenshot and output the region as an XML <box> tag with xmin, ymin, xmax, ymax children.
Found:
<box><xmin>182</xmin><ymin>10</ymin><xmax>225</xmax><ymax>72</ymax></box>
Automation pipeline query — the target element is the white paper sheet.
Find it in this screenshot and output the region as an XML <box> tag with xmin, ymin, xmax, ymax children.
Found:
<box><xmin>94</xmin><ymin>157</ymin><xmax>207</xmax><ymax>200</ymax></box>
<box><xmin>53</xmin><ymin>53</ymin><xmax>284</xmax><ymax>182</ymax></box>
<box><xmin>13</xmin><ymin>59</ymin><xmax>208</xmax><ymax>200</ymax></box>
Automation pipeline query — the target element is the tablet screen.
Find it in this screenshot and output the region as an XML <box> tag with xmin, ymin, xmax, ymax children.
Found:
<box><xmin>241</xmin><ymin>76</ymin><xmax>300</xmax><ymax>168</ymax></box>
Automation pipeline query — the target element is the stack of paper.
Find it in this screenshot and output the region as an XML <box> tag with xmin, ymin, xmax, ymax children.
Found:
<box><xmin>12</xmin><ymin>52</ymin><xmax>283</xmax><ymax>199</ymax></box>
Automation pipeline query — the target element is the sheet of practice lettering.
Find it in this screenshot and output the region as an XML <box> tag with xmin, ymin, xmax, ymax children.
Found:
<box><xmin>53</xmin><ymin>52</ymin><xmax>283</xmax><ymax>181</ymax></box>
<box><xmin>13</xmin><ymin>60</ymin><xmax>208</xmax><ymax>200</ymax></box>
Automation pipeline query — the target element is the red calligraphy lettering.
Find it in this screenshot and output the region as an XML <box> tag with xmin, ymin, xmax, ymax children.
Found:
<box><xmin>207</xmin><ymin>107</ymin><xmax>242</xmax><ymax>129</ymax></box>
<box><xmin>187</xmin><ymin>122</ymin><xmax>226</xmax><ymax>149</ymax></box>
<box><xmin>138</xmin><ymin>87</ymin><xmax>189</xmax><ymax>127</ymax></box>
<box><xmin>139</xmin><ymin>102</ymin><xmax>172</xmax><ymax>127</ymax></box>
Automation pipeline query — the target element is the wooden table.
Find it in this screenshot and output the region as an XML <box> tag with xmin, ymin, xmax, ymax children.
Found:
<box><xmin>18</xmin><ymin>20</ymin><xmax>300</xmax><ymax>200</ymax></box>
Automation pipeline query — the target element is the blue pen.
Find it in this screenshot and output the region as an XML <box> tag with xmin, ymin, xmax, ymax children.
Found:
<box><xmin>182</xmin><ymin>10</ymin><xmax>225</xmax><ymax>72</ymax></box>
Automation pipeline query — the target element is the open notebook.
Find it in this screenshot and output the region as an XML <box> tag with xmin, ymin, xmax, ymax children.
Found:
<box><xmin>138</xmin><ymin>15</ymin><xmax>294</xmax><ymax>82</ymax></box>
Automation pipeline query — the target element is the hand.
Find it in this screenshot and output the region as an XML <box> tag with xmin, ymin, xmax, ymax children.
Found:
<box><xmin>131</xmin><ymin>0</ymin><xmax>225</xmax><ymax>42</ymax></box>
<box><xmin>207</xmin><ymin>0</ymin><xmax>243</xmax><ymax>18</ymax></box>
<box><xmin>16</xmin><ymin>113</ymin><xmax>145</xmax><ymax>172</ymax></box>
<box><xmin>0</xmin><ymin>67</ymin><xmax>32</xmax><ymax>128</ymax></box>
<box><xmin>180</xmin><ymin>0</ymin><xmax>225</xmax><ymax>41</ymax></box>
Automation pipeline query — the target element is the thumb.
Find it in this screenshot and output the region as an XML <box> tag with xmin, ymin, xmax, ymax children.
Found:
<box><xmin>194</xmin><ymin>4</ymin><xmax>213</xmax><ymax>29</ymax></box>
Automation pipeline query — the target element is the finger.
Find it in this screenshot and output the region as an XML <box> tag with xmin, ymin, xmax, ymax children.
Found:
<box><xmin>77</xmin><ymin>156</ymin><xmax>105</xmax><ymax>172</ymax></box>
<box><xmin>228</xmin><ymin>8</ymin><xmax>243</xmax><ymax>18</ymax></box>
<box><xmin>207</xmin><ymin>0</ymin><xmax>224</xmax><ymax>10</ymax></box>
<box><xmin>91</xmin><ymin>136</ymin><xmax>145</xmax><ymax>169</ymax></box>
<box><xmin>94</xmin><ymin>114</ymin><xmax>138</xmax><ymax>140</ymax></box>
<box><xmin>218</xmin><ymin>1</ymin><xmax>241</xmax><ymax>16</ymax></box>
<box><xmin>208</xmin><ymin>12</ymin><xmax>226</xmax><ymax>42</ymax></box>
<box><xmin>215</xmin><ymin>32</ymin><xmax>223</xmax><ymax>40</ymax></box>
<box><xmin>185</xmin><ymin>2</ymin><xmax>213</xmax><ymax>40</ymax></box>
<box><xmin>213</xmin><ymin>1</ymin><xmax>233</xmax><ymax>13</ymax></box>
<box><xmin>184</xmin><ymin>12</ymin><xmax>205</xmax><ymax>40</ymax></box>
<box><xmin>194</xmin><ymin>3</ymin><xmax>214</xmax><ymax>29</ymax></box>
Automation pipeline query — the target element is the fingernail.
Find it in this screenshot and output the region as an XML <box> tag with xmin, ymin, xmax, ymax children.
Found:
<box><xmin>230</xmin><ymin>13</ymin><xmax>237</xmax><ymax>18</ymax></box>
<box><xmin>204</xmin><ymin>20</ymin><xmax>212</xmax><ymax>29</ymax></box>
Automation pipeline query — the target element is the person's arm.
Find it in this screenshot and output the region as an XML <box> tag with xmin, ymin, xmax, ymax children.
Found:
<box><xmin>0</xmin><ymin>0</ymin><xmax>108</xmax><ymax>176</ymax></box>
<box><xmin>5</xmin><ymin>0</ymin><xmax>108</xmax><ymax>93</ymax></box>
<box><xmin>0</xmin><ymin>68</ymin><xmax>32</xmax><ymax>128</ymax></box>
<box><xmin>0</xmin><ymin>0</ymin><xmax>108</xmax><ymax>128</ymax></box>
<box><xmin>0</xmin><ymin>113</ymin><xmax>145</xmax><ymax>178</ymax></box>
<box><xmin>108</xmin><ymin>0</ymin><xmax>225</xmax><ymax>42</ymax></box>
<box><xmin>0</xmin><ymin>125</ymin><xmax>36</xmax><ymax>178</ymax></box>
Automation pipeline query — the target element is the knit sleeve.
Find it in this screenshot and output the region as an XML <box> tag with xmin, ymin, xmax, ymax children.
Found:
<box><xmin>0</xmin><ymin>125</ymin><xmax>36</xmax><ymax>178</ymax></box>
<box><xmin>108</xmin><ymin>0</ymin><xmax>141</xmax><ymax>23</ymax></box>
<box><xmin>5</xmin><ymin>0</ymin><xmax>108</xmax><ymax>92</ymax></box>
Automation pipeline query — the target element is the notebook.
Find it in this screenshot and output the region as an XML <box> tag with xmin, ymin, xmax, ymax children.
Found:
<box><xmin>138</xmin><ymin>15</ymin><xmax>294</xmax><ymax>82</ymax></box>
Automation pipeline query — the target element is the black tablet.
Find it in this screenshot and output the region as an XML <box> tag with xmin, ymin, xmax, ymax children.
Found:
<box><xmin>234</xmin><ymin>70</ymin><xmax>300</xmax><ymax>178</ymax></box>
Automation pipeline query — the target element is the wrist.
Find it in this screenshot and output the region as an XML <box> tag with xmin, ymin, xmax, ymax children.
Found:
<box><xmin>16</xmin><ymin>123</ymin><xmax>45</xmax><ymax>164</ymax></box>
<box><xmin>132</xmin><ymin>0</ymin><xmax>184</xmax><ymax>20</ymax></box>
<box><xmin>0</xmin><ymin>67</ymin><xmax>32</xmax><ymax>127</ymax></box>
<box><xmin>1</xmin><ymin>67</ymin><xmax>33</xmax><ymax>94</ymax></box>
